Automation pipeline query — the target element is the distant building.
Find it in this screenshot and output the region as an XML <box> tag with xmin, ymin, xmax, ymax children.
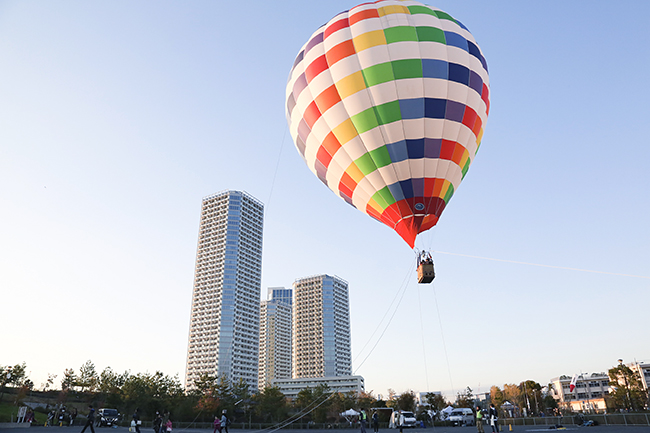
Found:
<box><xmin>258</xmin><ymin>287</ymin><xmax>292</xmax><ymax>390</ymax></box>
<box><xmin>416</xmin><ymin>391</ymin><xmax>442</xmax><ymax>405</ymax></box>
<box><xmin>627</xmin><ymin>360</ymin><xmax>650</xmax><ymax>393</ymax></box>
<box><xmin>268</xmin><ymin>286</ymin><xmax>293</xmax><ymax>307</ymax></box>
<box><xmin>272</xmin><ymin>375</ymin><xmax>365</xmax><ymax>400</ymax></box>
<box><xmin>549</xmin><ymin>373</ymin><xmax>612</xmax><ymax>412</ymax></box>
<box><xmin>292</xmin><ymin>274</ymin><xmax>352</xmax><ymax>378</ymax></box>
<box><xmin>185</xmin><ymin>190</ymin><xmax>264</xmax><ymax>390</ymax></box>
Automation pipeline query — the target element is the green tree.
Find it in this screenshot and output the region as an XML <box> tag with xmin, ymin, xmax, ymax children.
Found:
<box><xmin>542</xmin><ymin>394</ymin><xmax>557</xmax><ymax>413</ymax></box>
<box><xmin>311</xmin><ymin>384</ymin><xmax>332</xmax><ymax>423</ymax></box>
<box><xmin>214</xmin><ymin>375</ymin><xmax>235</xmax><ymax>409</ymax></box>
<box><xmin>490</xmin><ymin>386</ymin><xmax>504</xmax><ymax>408</ymax></box>
<box><xmin>192</xmin><ymin>373</ymin><xmax>218</xmax><ymax>395</ymax></box>
<box><xmin>78</xmin><ymin>360</ymin><xmax>99</xmax><ymax>393</ymax></box>
<box><xmin>193</xmin><ymin>374</ymin><xmax>220</xmax><ymax>414</ymax></box>
<box><xmin>455</xmin><ymin>387</ymin><xmax>474</xmax><ymax>408</ymax></box>
<box><xmin>340</xmin><ymin>390</ymin><xmax>359</xmax><ymax>411</ymax></box>
<box><xmin>294</xmin><ymin>384</ymin><xmax>332</xmax><ymax>423</ymax></box>
<box><xmin>608</xmin><ymin>363</ymin><xmax>645</xmax><ymax>411</ymax></box>
<box><xmin>42</xmin><ymin>373</ymin><xmax>57</xmax><ymax>392</ymax></box>
<box><xmin>357</xmin><ymin>390</ymin><xmax>375</xmax><ymax>411</ymax></box>
<box><xmin>386</xmin><ymin>389</ymin><xmax>397</xmax><ymax>409</ymax></box>
<box><xmin>295</xmin><ymin>387</ymin><xmax>315</xmax><ymax>422</ymax></box>
<box><xmin>326</xmin><ymin>392</ymin><xmax>344</xmax><ymax>422</ymax></box>
<box><xmin>61</xmin><ymin>368</ymin><xmax>77</xmax><ymax>391</ymax></box>
<box><xmin>231</xmin><ymin>377</ymin><xmax>251</xmax><ymax>405</ymax></box>
<box><xmin>98</xmin><ymin>367</ymin><xmax>129</xmax><ymax>408</ymax></box>
<box><xmin>1</xmin><ymin>363</ymin><xmax>27</xmax><ymax>387</ymax></box>
<box><xmin>121</xmin><ymin>371</ymin><xmax>184</xmax><ymax>418</ymax></box>
<box><xmin>519</xmin><ymin>381</ymin><xmax>542</xmax><ymax>415</ymax></box>
<box><xmin>424</xmin><ymin>392</ymin><xmax>448</xmax><ymax>413</ymax></box>
<box><xmin>230</xmin><ymin>377</ymin><xmax>252</xmax><ymax>423</ymax></box>
<box><xmin>394</xmin><ymin>390</ymin><xmax>416</xmax><ymax>412</ymax></box>
<box><xmin>99</xmin><ymin>367</ymin><xmax>129</xmax><ymax>393</ymax></box>
<box><xmin>502</xmin><ymin>384</ymin><xmax>521</xmax><ymax>410</ymax></box>
<box><xmin>1</xmin><ymin>363</ymin><xmax>27</xmax><ymax>402</ymax></box>
<box><xmin>253</xmin><ymin>386</ymin><xmax>288</xmax><ymax>423</ymax></box>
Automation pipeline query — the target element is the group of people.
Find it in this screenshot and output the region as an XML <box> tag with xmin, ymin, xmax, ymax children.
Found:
<box><xmin>355</xmin><ymin>404</ymin><xmax>500</xmax><ymax>433</ymax></box>
<box><xmin>46</xmin><ymin>406</ymin><xmax>78</xmax><ymax>426</ymax></box>
<box><xmin>152</xmin><ymin>410</ymin><xmax>173</xmax><ymax>433</ymax></box>
<box><xmin>356</xmin><ymin>408</ymin><xmax>379</xmax><ymax>433</ymax></box>
<box><xmin>212</xmin><ymin>410</ymin><xmax>230</xmax><ymax>433</ymax></box>
<box><xmin>78</xmin><ymin>405</ymin><xmax>173</xmax><ymax>433</ymax></box>
<box><xmin>476</xmin><ymin>404</ymin><xmax>499</xmax><ymax>433</ymax></box>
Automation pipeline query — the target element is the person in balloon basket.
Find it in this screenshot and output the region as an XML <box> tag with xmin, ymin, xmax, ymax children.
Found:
<box><xmin>80</xmin><ymin>405</ymin><xmax>95</xmax><ymax>433</ymax></box>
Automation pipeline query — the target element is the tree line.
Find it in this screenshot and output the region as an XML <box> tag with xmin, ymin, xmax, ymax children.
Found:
<box><xmin>1</xmin><ymin>360</ymin><xmax>646</xmax><ymax>426</ymax></box>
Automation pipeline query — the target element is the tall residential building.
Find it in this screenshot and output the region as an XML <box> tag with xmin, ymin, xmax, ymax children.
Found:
<box><xmin>185</xmin><ymin>190</ymin><xmax>264</xmax><ymax>390</ymax></box>
<box><xmin>258</xmin><ymin>287</ymin><xmax>292</xmax><ymax>389</ymax></box>
<box><xmin>268</xmin><ymin>286</ymin><xmax>293</xmax><ymax>308</ymax></box>
<box><xmin>292</xmin><ymin>274</ymin><xmax>351</xmax><ymax>378</ymax></box>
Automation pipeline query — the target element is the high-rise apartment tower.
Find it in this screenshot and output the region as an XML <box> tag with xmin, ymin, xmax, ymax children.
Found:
<box><xmin>258</xmin><ymin>287</ymin><xmax>292</xmax><ymax>389</ymax></box>
<box><xmin>292</xmin><ymin>275</ymin><xmax>351</xmax><ymax>378</ymax></box>
<box><xmin>185</xmin><ymin>190</ymin><xmax>264</xmax><ymax>390</ymax></box>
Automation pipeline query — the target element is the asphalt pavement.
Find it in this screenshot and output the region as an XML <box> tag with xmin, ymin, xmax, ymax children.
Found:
<box><xmin>2</xmin><ymin>426</ymin><xmax>650</xmax><ymax>433</ymax></box>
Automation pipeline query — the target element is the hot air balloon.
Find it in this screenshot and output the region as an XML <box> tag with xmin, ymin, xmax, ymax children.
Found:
<box><xmin>286</xmin><ymin>0</ymin><xmax>490</xmax><ymax>251</ymax></box>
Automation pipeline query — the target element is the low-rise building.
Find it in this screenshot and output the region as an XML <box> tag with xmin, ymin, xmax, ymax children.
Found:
<box><xmin>272</xmin><ymin>375</ymin><xmax>365</xmax><ymax>400</ymax></box>
<box><xmin>549</xmin><ymin>373</ymin><xmax>612</xmax><ymax>413</ymax></box>
<box><xmin>628</xmin><ymin>361</ymin><xmax>650</xmax><ymax>392</ymax></box>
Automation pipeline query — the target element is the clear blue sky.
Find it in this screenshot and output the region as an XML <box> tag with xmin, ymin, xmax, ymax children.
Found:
<box><xmin>1</xmin><ymin>1</ymin><xmax>648</xmax><ymax>401</ymax></box>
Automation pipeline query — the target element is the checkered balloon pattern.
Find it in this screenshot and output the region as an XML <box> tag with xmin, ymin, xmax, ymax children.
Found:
<box><xmin>286</xmin><ymin>0</ymin><xmax>490</xmax><ymax>248</ymax></box>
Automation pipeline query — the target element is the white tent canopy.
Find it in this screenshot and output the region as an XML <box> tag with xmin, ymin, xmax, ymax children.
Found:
<box><xmin>440</xmin><ymin>406</ymin><xmax>454</xmax><ymax>419</ymax></box>
<box><xmin>341</xmin><ymin>409</ymin><xmax>360</xmax><ymax>417</ymax></box>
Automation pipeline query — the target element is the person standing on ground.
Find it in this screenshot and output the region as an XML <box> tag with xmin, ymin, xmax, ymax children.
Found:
<box><xmin>372</xmin><ymin>411</ymin><xmax>379</xmax><ymax>433</ymax></box>
<box><xmin>80</xmin><ymin>405</ymin><xmax>95</xmax><ymax>433</ymax></box>
<box><xmin>58</xmin><ymin>407</ymin><xmax>67</xmax><ymax>426</ymax></box>
<box><xmin>391</xmin><ymin>411</ymin><xmax>404</xmax><ymax>433</ymax></box>
<box><xmin>359</xmin><ymin>408</ymin><xmax>368</xmax><ymax>433</ymax></box>
<box><xmin>213</xmin><ymin>415</ymin><xmax>221</xmax><ymax>433</ymax></box>
<box><xmin>475</xmin><ymin>406</ymin><xmax>484</xmax><ymax>433</ymax></box>
<box><xmin>221</xmin><ymin>410</ymin><xmax>228</xmax><ymax>433</ymax></box>
<box><xmin>153</xmin><ymin>412</ymin><xmax>162</xmax><ymax>433</ymax></box>
<box><xmin>133</xmin><ymin>408</ymin><xmax>141</xmax><ymax>433</ymax></box>
<box><xmin>489</xmin><ymin>404</ymin><xmax>498</xmax><ymax>433</ymax></box>
<box><xmin>165</xmin><ymin>417</ymin><xmax>172</xmax><ymax>433</ymax></box>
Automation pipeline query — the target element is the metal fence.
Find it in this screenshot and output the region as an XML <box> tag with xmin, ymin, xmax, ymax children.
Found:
<box><xmin>499</xmin><ymin>413</ymin><xmax>650</xmax><ymax>427</ymax></box>
<box><xmin>166</xmin><ymin>414</ymin><xmax>650</xmax><ymax>429</ymax></box>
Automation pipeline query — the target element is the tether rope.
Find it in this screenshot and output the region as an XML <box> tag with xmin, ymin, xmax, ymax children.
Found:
<box><xmin>434</xmin><ymin>250</ymin><xmax>649</xmax><ymax>279</ymax></box>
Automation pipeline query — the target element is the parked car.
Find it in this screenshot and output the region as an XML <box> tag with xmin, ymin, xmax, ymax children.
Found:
<box><xmin>400</xmin><ymin>411</ymin><xmax>418</xmax><ymax>428</ymax></box>
<box><xmin>449</xmin><ymin>408</ymin><xmax>474</xmax><ymax>426</ymax></box>
<box><xmin>96</xmin><ymin>408</ymin><xmax>120</xmax><ymax>427</ymax></box>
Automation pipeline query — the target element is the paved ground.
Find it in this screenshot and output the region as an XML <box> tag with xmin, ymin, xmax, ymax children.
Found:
<box><xmin>2</xmin><ymin>426</ymin><xmax>650</xmax><ymax>433</ymax></box>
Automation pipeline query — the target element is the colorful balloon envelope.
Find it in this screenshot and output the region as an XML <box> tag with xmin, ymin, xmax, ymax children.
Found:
<box><xmin>286</xmin><ymin>0</ymin><xmax>490</xmax><ymax>248</ymax></box>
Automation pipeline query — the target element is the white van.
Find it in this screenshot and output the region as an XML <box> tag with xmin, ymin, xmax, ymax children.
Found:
<box><xmin>449</xmin><ymin>408</ymin><xmax>474</xmax><ymax>426</ymax></box>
